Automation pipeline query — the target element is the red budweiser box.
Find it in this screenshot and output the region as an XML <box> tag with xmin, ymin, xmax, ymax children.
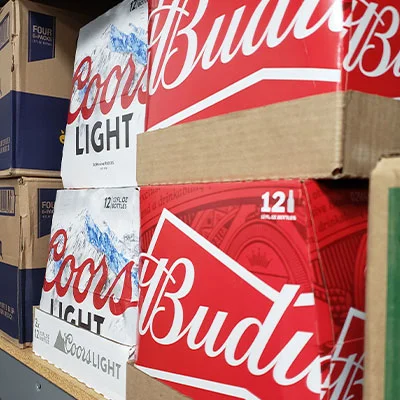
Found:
<box><xmin>146</xmin><ymin>0</ymin><xmax>400</xmax><ymax>129</ymax></box>
<box><xmin>134</xmin><ymin>179</ymin><xmax>368</xmax><ymax>400</ymax></box>
<box><xmin>138</xmin><ymin>0</ymin><xmax>400</xmax><ymax>185</ymax></box>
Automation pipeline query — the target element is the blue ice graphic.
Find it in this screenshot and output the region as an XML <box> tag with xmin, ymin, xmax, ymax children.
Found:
<box><xmin>109</xmin><ymin>24</ymin><xmax>147</xmax><ymax>65</ymax></box>
<box><xmin>54</xmin><ymin>259</ymin><xmax>63</xmax><ymax>272</ymax></box>
<box><xmin>84</xmin><ymin>215</ymin><xmax>138</xmax><ymax>286</ymax></box>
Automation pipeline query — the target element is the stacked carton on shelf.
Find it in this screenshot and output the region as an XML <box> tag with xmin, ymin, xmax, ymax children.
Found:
<box><xmin>0</xmin><ymin>0</ymin><xmax>86</xmax><ymax>177</ymax></box>
<box><xmin>34</xmin><ymin>188</ymin><xmax>139</xmax><ymax>400</ymax></box>
<box><xmin>139</xmin><ymin>0</ymin><xmax>400</xmax><ymax>184</ymax></box>
<box><xmin>144</xmin><ymin>0</ymin><xmax>400</xmax><ymax>133</ymax></box>
<box><xmin>136</xmin><ymin>179</ymin><xmax>368</xmax><ymax>399</ymax></box>
<box><xmin>33</xmin><ymin>1</ymin><xmax>148</xmax><ymax>400</ymax></box>
<box><xmin>0</xmin><ymin>178</ymin><xmax>61</xmax><ymax>347</ymax></box>
<box><xmin>0</xmin><ymin>0</ymin><xmax>87</xmax><ymax>347</ymax></box>
<box><xmin>128</xmin><ymin>0</ymin><xmax>400</xmax><ymax>399</ymax></box>
<box><xmin>61</xmin><ymin>0</ymin><xmax>147</xmax><ymax>189</ymax></box>
<box><xmin>25</xmin><ymin>0</ymin><xmax>400</xmax><ymax>399</ymax></box>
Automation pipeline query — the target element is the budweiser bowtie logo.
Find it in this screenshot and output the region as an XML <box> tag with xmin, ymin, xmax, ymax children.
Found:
<box><xmin>137</xmin><ymin>209</ymin><xmax>322</xmax><ymax>399</ymax></box>
<box><xmin>137</xmin><ymin>210</ymin><xmax>367</xmax><ymax>399</ymax></box>
<box><xmin>43</xmin><ymin>229</ymin><xmax>138</xmax><ymax>316</ymax></box>
<box><xmin>146</xmin><ymin>0</ymin><xmax>400</xmax><ymax>130</ymax></box>
<box><xmin>322</xmin><ymin>308</ymin><xmax>365</xmax><ymax>400</ymax></box>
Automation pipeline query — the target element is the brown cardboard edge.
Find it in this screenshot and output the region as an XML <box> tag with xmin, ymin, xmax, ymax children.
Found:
<box><xmin>0</xmin><ymin>176</ymin><xmax>62</xmax><ymax>184</ymax></box>
<box><xmin>127</xmin><ymin>363</ymin><xmax>190</xmax><ymax>400</ymax></box>
<box><xmin>12</xmin><ymin>169</ymin><xmax>61</xmax><ymax>178</ymax></box>
<box><xmin>138</xmin><ymin>91</ymin><xmax>400</xmax><ymax>186</ymax></box>
<box><xmin>0</xmin><ymin>0</ymin><xmax>14</xmax><ymax>95</ymax></box>
<box><xmin>18</xmin><ymin>176</ymin><xmax>63</xmax><ymax>185</ymax></box>
<box><xmin>11</xmin><ymin>0</ymin><xmax>19</xmax><ymax>91</ymax></box>
<box><xmin>343</xmin><ymin>93</ymin><xmax>400</xmax><ymax>177</ymax></box>
<box><xmin>364</xmin><ymin>157</ymin><xmax>400</xmax><ymax>400</ymax></box>
<box><xmin>137</xmin><ymin>92</ymin><xmax>345</xmax><ymax>186</ymax></box>
<box><xmin>0</xmin><ymin>169</ymin><xmax>61</xmax><ymax>179</ymax></box>
<box><xmin>0</xmin><ymin>169</ymin><xmax>13</xmax><ymax>178</ymax></box>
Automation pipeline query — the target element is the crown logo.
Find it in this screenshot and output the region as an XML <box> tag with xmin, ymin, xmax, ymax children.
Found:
<box><xmin>247</xmin><ymin>248</ymin><xmax>272</xmax><ymax>269</ymax></box>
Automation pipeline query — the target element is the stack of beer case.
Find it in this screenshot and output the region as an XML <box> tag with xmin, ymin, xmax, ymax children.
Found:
<box><xmin>0</xmin><ymin>0</ymin><xmax>88</xmax><ymax>348</ymax></box>
<box><xmin>32</xmin><ymin>1</ymin><xmax>148</xmax><ymax>400</ymax></box>
<box><xmin>127</xmin><ymin>1</ymin><xmax>400</xmax><ymax>400</ymax></box>
<box><xmin>32</xmin><ymin>1</ymin><xmax>400</xmax><ymax>400</ymax></box>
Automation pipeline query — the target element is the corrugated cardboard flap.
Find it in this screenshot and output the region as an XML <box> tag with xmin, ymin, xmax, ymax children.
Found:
<box><xmin>343</xmin><ymin>94</ymin><xmax>400</xmax><ymax>177</ymax></box>
<box><xmin>137</xmin><ymin>91</ymin><xmax>400</xmax><ymax>186</ymax></box>
<box><xmin>364</xmin><ymin>155</ymin><xmax>400</xmax><ymax>400</ymax></box>
<box><xmin>127</xmin><ymin>363</ymin><xmax>190</xmax><ymax>400</ymax></box>
<box><xmin>17</xmin><ymin>177</ymin><xmax>62</xmax><ymax>270</ymax></box>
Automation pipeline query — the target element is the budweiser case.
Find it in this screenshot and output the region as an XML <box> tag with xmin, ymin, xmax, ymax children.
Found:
<box><xmin>0</xmin><ymin>0</ymin><xmax>87</xmax><ymax>177</ymax></box>
<box><xmin>136</xmin><ymin>180</ymin><xmax>368</xmax><ymax>399</ymax></box>
<box><xmin>39</xmin><ymin>187</ymin><xmax>140</xmax><ymax>346</ymax></box>
<box><xmin>138</xmin><ymin>0</ymin><xmax>400</xmax><ymax>185</ymax></box>
<box><xmin>61</xmin><ymin>0</ymin><xmax>147</xmax><ymax>189</ymax></box>
<box><xmin>0</xmin><ymin>177</ymin><xmax>61</xmax><ymax>347</ymax></box>
<box><xmin>146</xmin><ymin>0</ymin><xmax>400</xmax><ymax>130</ymax></box>
<box><xmin>365</xmin><ymin>157</ymin><xmax>400</xmax><ymax>400</ymax></box>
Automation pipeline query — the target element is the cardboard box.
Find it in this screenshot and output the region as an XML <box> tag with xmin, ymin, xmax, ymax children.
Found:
<box><xmin>127</xmin><ymin>363</ymin><xmax>189</xmax><ymax>400</ymax></box>
<box><xmin>364</xmin><ymin>156</ymin><xmax>400</xmax><ymax>400</ymax></box>
<box><xmin>140</xmin><ymin>0</ymin><xmax>400</xmax><ymax>188</ymax></box>
<box><xmin>61</xmin><ymin>0</ymin><xmax>147</xmax><ymax>189</ymax></box>
<box><xmin>146</xmin><ymin>0</ymin><xmax>400</xmax><ymax>131</ymax></box>
<box><xmin>33</xmin><ymin>307</ymin><xmax>131</xmax><ymax>400</ymax></box>
<box><xmin>137</xmin><ymin>92</ymin><xmax>400</xmax><ymax>186</ymax></box>
<box><xmin>0</xmin><ymin>177</ymin><xmax>61</xmax><ymax>347</ymax></box>
<box><xmin>137</xmin><ymin>180</ymin><xmax>368</xmax><ymax>399</ymax></box>
<box><xmin>0</xmin><ymin>0</ymin><xmax>87</xmax><ymax>177</ymax></box>
<box><xmin>39</xmin><ymin>187</ymin><xmax>140</xmax><ymax>346</ymax></box>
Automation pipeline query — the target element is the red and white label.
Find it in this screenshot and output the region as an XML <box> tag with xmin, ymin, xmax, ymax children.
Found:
<box><xmin>137</xmin><ymin>180</ymin><xmax>368</xmax><ymax>399</ymax></box>
<box><xmin>321</xmin><ymin>308</ymin><xmax>365</xmax><ymax>400</ymax></box>
<box><xmin>146</xmin><ymin>0</ymin><xmax>400</xmax><ymax>130</ymax></box>
<box><xmin>40</xmin><ymin>188</ymin><xmax>140</xmax><ymax>346</ymax></box>
<box><xmin>137</xmin><ymin>209</ymin><xmax>321</xmax><ymax>399</ymax></box>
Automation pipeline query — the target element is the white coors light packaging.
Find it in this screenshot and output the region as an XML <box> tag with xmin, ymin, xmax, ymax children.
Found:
<box><xmin>39</xmin><ymin>188</ymin><xmax>140</xmax><ymax>346</ymax></box>
<box><xmin>61</xmin><ymin>0</ymin><xmax>147</xmax><ymax>188</ymax></box>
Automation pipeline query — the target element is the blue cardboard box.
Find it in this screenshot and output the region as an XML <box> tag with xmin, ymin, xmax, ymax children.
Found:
<box><xmin>0</xmin><ymin>177</ymin><xmax>61</xmax><ymax>347</ymax></box>
<box><xmin>0</xmin><ymin>0</ymin><xmax>85</xmax><ymax>177</ymax></box>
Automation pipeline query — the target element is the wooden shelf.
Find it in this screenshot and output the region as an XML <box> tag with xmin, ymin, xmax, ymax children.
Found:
<box><xmin>0</xmin><ymin>335</ymin><xmax>104</xmax><ymax>400</ymax></box>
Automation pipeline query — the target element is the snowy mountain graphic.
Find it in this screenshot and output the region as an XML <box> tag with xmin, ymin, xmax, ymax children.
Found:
<box><xmin>109</xmin><ymin>24</ymin><xmax>147</xmax><ymax>65</ymax></box>
<box><xmin>71</xmin><ymin>22</ymin><xmax>147</xmax><ymax>108</ymax></box>
<box><xmin>54</xmin><ymin>331</ymin><xmax>66</xmax><ymax>353</ymax></box>
<box><xmin>47</xmin><ymin>211</ymin><xmax>139</xmax><ymax>297</ymax></box>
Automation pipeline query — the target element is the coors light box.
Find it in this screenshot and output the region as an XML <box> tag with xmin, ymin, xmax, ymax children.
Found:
<box><xmin>38</xmin><ymin>187</ymin><xmax>140</xmax><ymax>345</ymax></box>
<box><xmin>61</xmin><ymin>0</ymin><xmax>147</xmax><ymax>189</ymax></box>
<box><xmin>135</xmin><ymin>180</ymin><xmax>368</xmax><ymax>400</ymax></box>
<box><xmin>34</xmin><ymin>187</ymin><xmax>140</xmax><ymax>399</ymax></box>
